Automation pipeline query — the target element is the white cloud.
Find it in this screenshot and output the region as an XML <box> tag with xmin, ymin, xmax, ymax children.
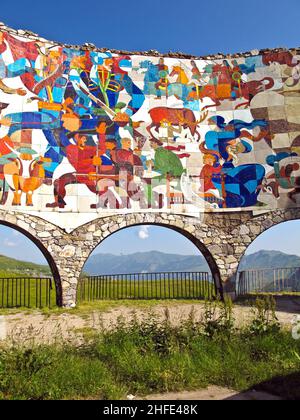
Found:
<box><xmin>138</xmin><ymin>226</ymin><xmax>150</xmax><ymax>240</ymax></box>
<box><xmin>4</xmin><ymin>238</ymin><xmax>17</xmax><ymax>247</ymax></box>
<box><xmin>12</xmin><ymin>231</ymin><xmax>21</xmax><ymax>237</ymax></box>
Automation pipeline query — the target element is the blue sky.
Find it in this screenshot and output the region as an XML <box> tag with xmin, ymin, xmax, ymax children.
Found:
<box><xmin>92</xmin><ymin>222</ymin><xmax>300</xmax><ymax>258</ymax></box>
<box><xmin>1</xmin><ymin>222</ymin><xmax>300</xmax><ymax>265</ymax></box>
<box><xmin>0</xmin><ymin>0</ymin><xmax>300</xmax><ymax>55</ymax></box>
<box><xmin>0</xmin><ymin>0</ymin><xmax>300</xmax><ymax>264</ymax></box>
<box><xmin>0</xmin><ymin>225</ymin><xmax>48</xmax><ymax>263</ymax></box>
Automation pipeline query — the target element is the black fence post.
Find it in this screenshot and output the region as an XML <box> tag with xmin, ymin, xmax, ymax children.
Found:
<box><xmin>76</xmin><ymin>271</ymin><xmax>219</xmax><ymax>303</ymax></box>
<box><xmin>0</xmin><ymin>277</ymin><xmax>55</xmax><ymax>309</ymax></box>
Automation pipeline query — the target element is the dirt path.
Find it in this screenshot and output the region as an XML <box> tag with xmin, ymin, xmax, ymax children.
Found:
<box><xmin>0</xmin><ymin>302</ymin><xmax>297</xmax><ymax>345</ymax></box>
<box><xmin>140</xmin><ymin>386</ymin><xmax>282</xmax><ymax>401</ymax></box>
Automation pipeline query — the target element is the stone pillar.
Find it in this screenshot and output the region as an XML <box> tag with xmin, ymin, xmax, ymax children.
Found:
<box><xmin>0</xmin><ymin>210</ymin><xmax>97</xmax><ymax>308</ymax></box>
<box><xmin>50</xmin><ymin>244</ymin><xmax>87</xmax><ymax>308</ymax></box>
<box><xmin>206</xmin><ymin>242</ymin><xmax>237</xmax><ymax>296</ymax></box>
<box><xmin>203</xmin><ymin>215</ymin><xmax>262</xmax><ymax>297</ymax></box>
<box><xmin>45</xmin><ymin>230</ymin><xmax>97</xmax><ymax>307</ymax></box>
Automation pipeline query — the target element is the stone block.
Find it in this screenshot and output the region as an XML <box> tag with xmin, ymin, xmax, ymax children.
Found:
<box><xmin>61</xmin><ymin>245</ymin><xmax>76</xmax><ymax>258</ymax></box>
<box><xmin>239</xmin><ymin>225</ymin><xmax>250</xmax><ymax>235</ymax></box>
<box><xmin>235</xmin><ymin>246</ymin><xmax>247</xmax><ymax>254</ymax></box>
<box><xmin>37</xmin><ymin>231</ymin><xmax>51</xmax><ymax>238</ymax></box>
<box><xmin>209</xmin><ymin>245</ymin><xmax>223</xmax><ymax>254</ymax></box>
<box><xmin>250</xmin><ymin>225</ymin><xmax>261</xmax><ymax>235</ymax></box>
<box><xmin>242</xmin><ymin>235</ymin><xmax>252</xmax><ymax>244</ymax></box>
<box><xmin>225</xmin><ymin>255</ymin><xmax>237</xmax><ymax>264</ymax></box>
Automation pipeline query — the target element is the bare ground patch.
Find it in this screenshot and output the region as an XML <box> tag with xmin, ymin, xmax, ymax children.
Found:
<box><xmin>139</xmin><ymin>386</ymin><xmax>282</xmax><ymax>401</ymax></box>
<box><xmin>0</xmin><ymin>301</ymin><xmax>297</xmax><ymax>346</ymax></box>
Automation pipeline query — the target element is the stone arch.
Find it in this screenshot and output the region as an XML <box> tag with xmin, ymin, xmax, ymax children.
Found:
<box><xmin>76</xmin><ymin>215</ymin><xmax>224</xmax><ymax>301</ymax></box>
<box><xmin>0</xmin><ymin>220</ymin><xmax>62</xmax><ymax>306</ymax></box>
<box><xmin>237</xmin><ymin>215</ymin><xmax>300</xmax><ymax>274</ymax></box>
<box><xmin>0</xmin><ymin>211</ymin><xmax>63</xmax><ymax>306</ymax></box>
<box><xmin>2</xmin><ymin>208</ymin><xmax>300</xmax><ymax>307</ymax></box>
<box><xmin>217</xmin><ymin>208</ymin><xmax>300</xmax><ymax>293</ymax></box>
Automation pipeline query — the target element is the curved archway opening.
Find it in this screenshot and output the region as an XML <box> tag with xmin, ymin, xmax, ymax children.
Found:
<box><xmin>79</xmin><ymin>223</ymin><xmax>223</xmax><ymax>302</ymax></box>
<box><xmin>237</xmin><ymin>220</ymin><xmax>300</xmax><ymax>311</ymax></box>
<box><xmin>0</xmin><ymin>222</ymin><xmax>61</xmax><ymax>307</ymax></box>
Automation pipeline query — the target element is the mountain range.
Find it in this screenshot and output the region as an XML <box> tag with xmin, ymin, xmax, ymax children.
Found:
<box><xmin>83</xmin><ymin>250</ymin><xmax>300</xmax><ymax>275</ymax></box>
<box><xmin>238</xmin><ymin>250</ymin><xmax>300</xmax><ymax>271</ymax></box>
<box><xmin>84</xmin><ymin>251</ymin><xmax>210</xmax><ymax>275</ymax></box>
<box><xmin>0</xmin><ymin>250</ymin><xmax>300</xmax><ymax>278</ymax></box>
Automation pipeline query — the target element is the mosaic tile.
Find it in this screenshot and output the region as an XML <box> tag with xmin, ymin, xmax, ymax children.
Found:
<box><xmin>1</xmin><ymin>27</ymin><xmax>300</xmax><ymax>228</ymax></box>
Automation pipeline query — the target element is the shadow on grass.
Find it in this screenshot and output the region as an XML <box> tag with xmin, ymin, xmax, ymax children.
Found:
<box><xmin>225</xmin><ymin>371</ymin><xmax>300</xmax><ymax>400</ymax></box>
<box><xmin>235</xmin><ymin>295</ymin><xmax>300</xmax><ymax>314</ymax></box>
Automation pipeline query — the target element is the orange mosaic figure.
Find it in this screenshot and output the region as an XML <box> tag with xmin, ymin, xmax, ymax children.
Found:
<box><xmin>199</xmin><ymin>154</ymin><xmax>222</xmax><ymax>198</ymax></box>
<box><xmin>1</xmin><ymin>144</ymin><xmax>51</xmax><ymax>206</ymax></box>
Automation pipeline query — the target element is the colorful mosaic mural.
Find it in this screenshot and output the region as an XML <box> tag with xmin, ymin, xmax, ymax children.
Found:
<box><xmin>0</xmin><ymin>27</ymin><xmax>300</xmax><ymax>228</ymax></box>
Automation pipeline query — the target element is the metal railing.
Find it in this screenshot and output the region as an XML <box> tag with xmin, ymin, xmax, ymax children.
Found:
<box><xmin>78</xmin><ymin>272</ymin><xmax>215</xmax><ymax>301</ymax></box>
<box><xmin>0</xmin><ymin>277</ymin><xmax>55</xmax><ymax>308</ymax></box>
<box><xmin>237</xmin><ymin>268</ymin><xmax>300</xmax><ymax>296</ymax></box>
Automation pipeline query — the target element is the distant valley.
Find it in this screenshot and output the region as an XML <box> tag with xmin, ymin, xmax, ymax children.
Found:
<box><xmin>0</xmin><ymin>254</ymin><xmax>51</xmax><ymax>277</ymax></box>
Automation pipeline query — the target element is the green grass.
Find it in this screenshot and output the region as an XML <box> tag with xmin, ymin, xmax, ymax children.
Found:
<box><xmin>0</xmin><ymin>277</ymin><xmax>56</xmax><ymax>309</ymax></box>
<box><xmin>0</xmin><ymin>300</ymin><xmax>300</xmax><ymax>400</ymax></box>
<box><xmin>0</xmin><ymin>255</ymin><xmax>50</xmax><ymax>276</ymax></box>
<box><xmin>92</xmin><ymin>330</ymin><xmax>300</xmax><ymax>398</ymax></box>
<box><xmin>75</xmin><ymin>298</ymin><xmax>207</xmax><ymax>311</ymax></box>
<box><xmin>0</xmin><ymin>346</ymin><xmax>123</xmax><ymax>400</ymax></box>
<box><xmin>77</xmin><ymin>278</ymin><xmax>215</xmax><ymax>301</ymax></box>
<box><xmin>0</xmin><ymin>276</ymin><xmax>215</xmax><ymax>311</ymax></box>
<box><xmin>0</xmin><ymin>299</ymin><xmax>207</xmax><ymax>316</ymax></box>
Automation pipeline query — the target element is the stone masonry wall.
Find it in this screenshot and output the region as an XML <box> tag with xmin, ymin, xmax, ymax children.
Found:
<box><xmin>1</xmin><ymin>209</ymin><xmax>300</xmax><ymax>307</ymax></box>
